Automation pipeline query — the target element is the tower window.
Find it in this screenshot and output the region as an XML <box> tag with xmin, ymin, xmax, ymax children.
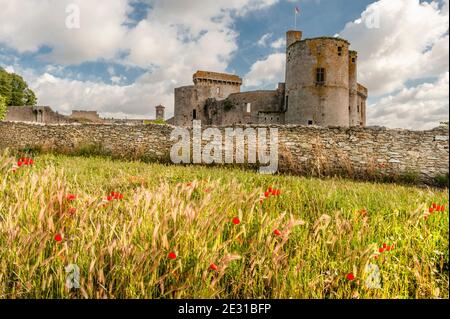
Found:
<box><xmin>193</xmin><ymin>109</ymin><xmax>197</xmax><ymax>120</ymax></box>
<box><xmin>316</xmin><ymin>68</ymin><xmax>326</xmax><ymax>85</ymax></box>
<box><xmin>352</xmin><ymin>58</ymin><xmax>356</xmax><ymax>63</ymax></box>
<box><xmin>338</xmin><ymin>46</ymin><xmax>343</xmax><ymax>56</ymax></box>
<box><xmin>308</xmin><ymin>120</ymin><xmax>314</xmax><ymax>125</ymax></box>
<box><xmin>285</xmin><ymin>95</ymin><xmax>289</xmax><ymax>111</ymax></box>
<box><xmin>216</xmin><ymin>87</ymin><xmax>220</xmax><ymax>94</ymax></box>
<box><xmin>246</xmin><ymin>103</ymin><xmax>251</xmax><ymax>113</ymax></box>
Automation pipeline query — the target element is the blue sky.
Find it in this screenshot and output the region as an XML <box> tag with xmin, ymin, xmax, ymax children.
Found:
<box><xmin>0</xmin><ymin>0</ymin><xmax>448</xmax><ymax>129</ymax></box>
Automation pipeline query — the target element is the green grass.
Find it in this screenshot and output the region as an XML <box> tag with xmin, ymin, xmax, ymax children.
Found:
<box><xmin>0</xmin><ymin>152</ymin><xmax>448</xmax><ymax>299</ymax></box>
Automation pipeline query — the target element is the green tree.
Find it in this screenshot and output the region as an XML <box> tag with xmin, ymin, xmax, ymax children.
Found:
<box><xmin>0</xmin><ymin>69</ymin><xmax>12</xmax><ymax>105</ymax></box>
<box><xmin>0</xmin><ymin>95</ymin><xmax>7</xmax><ymax>121</ymax></box>
<box><xmin>0</xmin><ymin>67</ymin><xmax>37</xmax><ymax>106</ymax></box>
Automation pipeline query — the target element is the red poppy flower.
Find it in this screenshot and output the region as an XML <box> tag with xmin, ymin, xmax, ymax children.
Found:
<box><xmin>274</xmin><ymin>229</ymin><xmax>282</xmax><ymax>237</ymax></box>
<box><xmin>383</xmin><ymin>243</ymin><xmax>387</xmax><ymax>249</ymax></box>
<box><xmin>433</xmin><ymin>203</ymin><xmax>437</xmax><ymax>209</ymax></box>
<box><xmin>232</xmin><ymin>217</ymin><xmax>241</xmax><ymax>225</ymax></box>
<box><xmin>54</xmin><ymin>234</ymin><xmax>63</xmax><ymax>242</ymax></box>
<box><xmin>264</xmin><ymin>191</ymin><xmax>270</xmax><ymax>198</ymax></box>
<box><xmin>429</xmin><ymin>207</ymin><xmax>434</xmax><ymax>214</ymax></box>
<box><xmin>68</xmin><ymin>207</ymin><xmax>77</xmax><ymax>215</ymax></box>
<box><xmin>276</xmin><ymin>190</ymin><xmax>281</xmax><ymax>196</ymax></box>
<box><xmin>441</xmin><ymin>206</ymin><xmax>446</xmax><ymax>212</ymax></box>
<box><xmin>168</xmin><ymin>252</ymin><xmax>177</xmax><ymax>260</ymax></box>
<box><xmin>346</xmin><ymin>273</ymin><xmax>355</xmax><ymax>281</ymax></box>
<box><xmin>66</xmin><ymin>194</ymin><xmax>77</xmax><ymax>201</ymax></box>
<box><xmin>209</xmin><ymin>263</ymin><xmax>219</xmax><ymax>271</ymax></box>
<box><xmin>107</xmin><ymin>195</ymin><xmax>113</xmax><ymax>201</ymax></box>
<box><xmin>268</xmin><ymin>187</ymin><xmax>273</xmax><ymax>193</ymax></box>
<box><xmin>379</xmin><ymin>248</ymin><xmax>385</xmax><ymax>253</ymax></box>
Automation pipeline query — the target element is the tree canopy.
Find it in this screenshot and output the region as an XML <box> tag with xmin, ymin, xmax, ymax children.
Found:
<box><xmin>0</xmin><ymin>67</ymin><xmax>37</xmax><ymax>106</ymax></box>
<box><xmin>0</xmin><ymin>94</ymin><xmax>6</xmax><ymax>121</ymax></box>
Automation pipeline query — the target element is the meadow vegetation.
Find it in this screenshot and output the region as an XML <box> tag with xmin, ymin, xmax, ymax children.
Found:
<box><xmin>0</xmin><ymin>151</ymin><xmax>448</xmax><ymax>299</ymax></box>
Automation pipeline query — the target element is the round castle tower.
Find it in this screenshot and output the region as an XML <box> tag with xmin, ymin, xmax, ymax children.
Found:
<box><xmin>285</xmin><ymin>31</ymin><xmax>351</xmax><ymax>127</ymax></box>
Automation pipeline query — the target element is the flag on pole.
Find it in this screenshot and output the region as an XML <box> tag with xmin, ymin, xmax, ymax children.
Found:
<box><xmin>294</xmin><ymin>6</ymin><xmax>300</xmax><ymax>29</ymax></box>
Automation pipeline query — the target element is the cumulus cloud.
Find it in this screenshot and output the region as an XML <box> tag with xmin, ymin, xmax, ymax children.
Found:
<box><xmin>271</xmin><ymin>38</ymin><xmax>285</xmax><ymax>50</ymax></box>
<box><xmin>340</xmin><ymin>0</ymin><xmax>449</xmax><ymax>96</ymax></box>
<box><xmin>29</xmin><ymin>71</ymin><xmax>175</xmax><ymax>119</ymax></box>
<box><xmin>0</xmin><ymin>0</ymin><xmax>130</xmax><ymax>65</ymax></box>
<box><xmin>244</xmin><ymin>53</ymin><xmax>285</xmax><ymax>88</ymax></box>
<box><xmin>367</xmin><ymin>72</ymin><xmax>449</xmax><ymax>130</ymax></box>
<box><xmin>339</xmin><ymin>0</ymin><xmax>449</xmax><ymax>129</ymax></box>
<box><xmin>0</xmin><ymin>0</ymin><xmax>279</xmax><ymax>118</ymax></box>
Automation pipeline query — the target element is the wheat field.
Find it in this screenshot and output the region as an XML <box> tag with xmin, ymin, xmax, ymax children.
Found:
<box><xmin>0</xmin><ymin>151</ymin><xmax>448</xmax><ymax>299</ymax></box>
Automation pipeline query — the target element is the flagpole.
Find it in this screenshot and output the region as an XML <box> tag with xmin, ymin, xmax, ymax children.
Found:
<box><xmin>295</xmin><ymin>11</ymin><xmax>297</xmax><ymax>30</ymax></box>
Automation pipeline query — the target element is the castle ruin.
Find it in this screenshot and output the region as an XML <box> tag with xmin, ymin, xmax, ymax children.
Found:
<box><xmin>4</xmin><ymin>105</ymin><xmax>166</xmax><ymax>125</ymax></box>
<box><xmin>173</xmin><ymin>30</ymin><xmax>368</xmax><ymax>127</ymax></box>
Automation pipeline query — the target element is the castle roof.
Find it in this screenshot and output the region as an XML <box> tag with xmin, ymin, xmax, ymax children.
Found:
<box><xmin>288</xmin><ymin>36</ymin><xmax>350</xmax><ymax>49</ymax></box>
<box><xmin>193</xmin><ymin>71</ymin><xmax>242</xmax><ymax>84</ymax></box>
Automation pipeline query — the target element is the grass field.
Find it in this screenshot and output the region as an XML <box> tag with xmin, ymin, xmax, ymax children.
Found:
<box><xmin>0</xmin><ymin>151</ymin><xmax>448</xmax><ymax>299</ymax></box>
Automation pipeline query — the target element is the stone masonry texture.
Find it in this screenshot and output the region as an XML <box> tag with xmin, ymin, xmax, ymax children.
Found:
<box><xmin>0</xmin><ymin>122</ymin><xmax>448</xmax><ymax>184</ymax></box>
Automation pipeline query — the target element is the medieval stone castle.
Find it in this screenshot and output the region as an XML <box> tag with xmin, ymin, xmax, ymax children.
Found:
<box><xmin>173</xmin><ymin>30</ymin><xmax>368</xmax><ymax>127</ymax></box>
<box><xmin>4</xmin><ymin>30</ymin><xmax>368</xmax><ymax>128</ymax></box>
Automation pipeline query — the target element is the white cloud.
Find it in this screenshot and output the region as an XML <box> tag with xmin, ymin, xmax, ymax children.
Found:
<box><xmin>367</xmin><ymin>72</ymin><xmax>449</xmax><ymax>130</ymax></box>
<box><xmin>0</xmin><ymin>0</ymin><xmax>280</xmax><ymax>118</ymax></box>
<box><xmin>4</xmin><ymin>66</ymin><xmax>14</xmax><ymax>73</ymax></box>
<box><xmin>0</xmin><ymin>0</ymin><xmax>130</xmax><ymax>65</ymax></box>
<box><xmin>340</xmin><ymin>0</ymin><xmax>449</xmax><ymax>96</ymax></box>
<box><xmin>271</xmin><ymin>38</ymin><xmax>285</xmax><ymax>49</ymax></box>
<box><xmin>244</xmin><ymin>53</ymin><xmax>285</xmax><ymax>88</ymax></box>
<box><xmin>339</xmin><ymin>0</ymin><xmax>449</xmax><ymax>129</ymax></box>
<box><xmin>29</xmin><ymin>71</ymin><xmax>174</xmax><ymax>119</ymax></box>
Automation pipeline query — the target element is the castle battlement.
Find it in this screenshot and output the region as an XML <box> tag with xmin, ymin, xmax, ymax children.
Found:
<box><xmin>193</xmin><ymin>71</ymin><xmax>242</xmax><ymax>86</ymax></box>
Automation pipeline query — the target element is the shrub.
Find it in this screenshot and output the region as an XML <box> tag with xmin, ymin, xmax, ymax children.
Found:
<box><xmin>434</xmin><ymin>173</ymin><xmax>449</xmax><ymax>188</ymax></box>
<box><xmin>223</xmin><ymin>100</ymin><xmax>234</xmax><ymax>112</ymax></box>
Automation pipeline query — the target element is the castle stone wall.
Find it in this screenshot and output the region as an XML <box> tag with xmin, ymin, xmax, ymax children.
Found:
<box><xmin>205</xmin><ymin>90</ymin><xmax>284</xmax><ymax>125</ymax></box>
<box><xmin>5</xmin><ymin>106</ymin><xmax>76</xmax><ymax>124</ymax></box>
<box><xmin>70</xmin><ymin>111</ymin><xmax>102</xmax><ymax>123</ymax></box>
<box><xmin>0</xmin><ymin>122</ymin><xmax>448</xmax><ymax>185</ymax></box>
